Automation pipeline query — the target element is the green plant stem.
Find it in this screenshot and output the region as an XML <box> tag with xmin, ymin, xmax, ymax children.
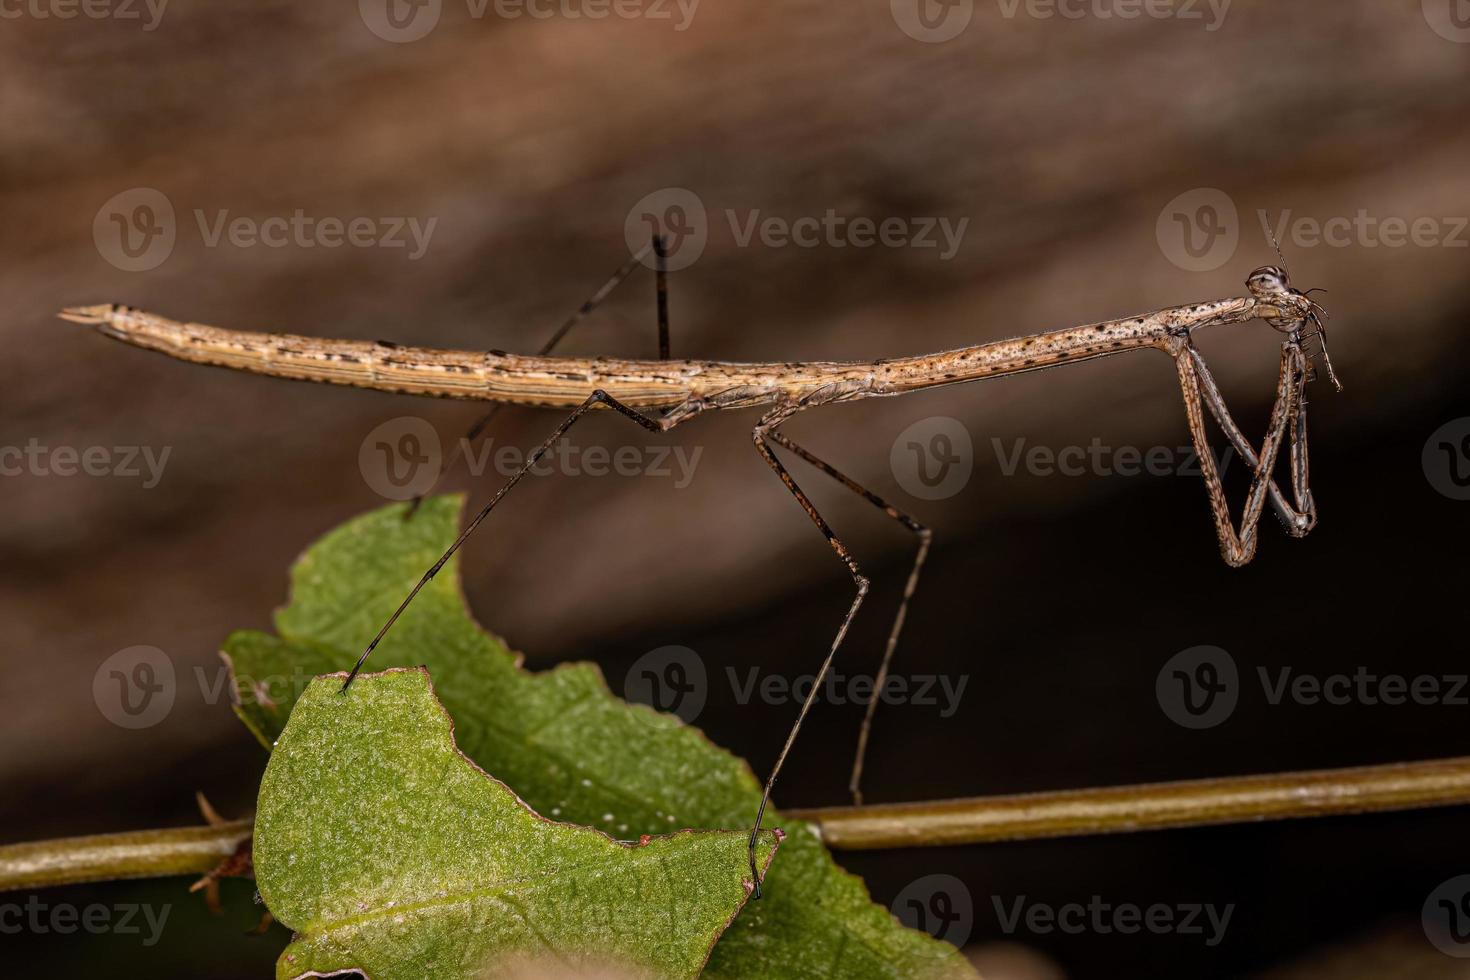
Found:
<box><xmin>0</xmin><ymin>820</ymin><xmax>251</xmax><ymax>891</ymax></box>
<box><xmin>6</xmin><ymin>757</ymin><xmax>1470</xmax><ymax>891</ymax></box>
<box><xmin>789</xmin><ymin>756</ymin><xmax>1470</xmax><ymax>850</ymax></box>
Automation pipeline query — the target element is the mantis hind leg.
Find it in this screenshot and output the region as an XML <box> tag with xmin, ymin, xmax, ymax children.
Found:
<box><xmin>761</xmin><ymin>429</ymin><xmax>932</xmax><ymax>806</ymax></box>
<box><xmin>745</xmin><ymin>403</ymin><xmax>873</xmax><ymax>897</ymax></box>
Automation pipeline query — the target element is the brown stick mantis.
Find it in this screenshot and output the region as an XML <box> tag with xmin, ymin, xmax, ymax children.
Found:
<box><xmin>60</xmin><ymin>243</ymin><xmax>1340</xmax><ymax>896</ymax></box>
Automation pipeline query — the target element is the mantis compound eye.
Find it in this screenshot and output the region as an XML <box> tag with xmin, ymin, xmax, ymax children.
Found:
<box><xmin>1246</xmin><ymin>265</ymin><xmax>1292</xmax><ymax>301</ymax></box>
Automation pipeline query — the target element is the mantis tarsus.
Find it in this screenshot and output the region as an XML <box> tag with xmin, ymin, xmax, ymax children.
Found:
<box><xmin>60</xmin><ymin>243</ymin><xmax>1339</xmax><ymax>896</ymax></box>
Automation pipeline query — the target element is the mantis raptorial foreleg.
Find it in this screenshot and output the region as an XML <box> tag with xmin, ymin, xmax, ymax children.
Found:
<box><xmin>761</xmin><ymin>428</ymin><xmax>932</xmax><ymax>807</ymax></box>
<box><xmin>1176</xmin><ymin>341</ymin><xmax>1306</xmax><ymax>568</ymax></box>
<box><xmin>1186</xmin><ymin>345</ymin><xmax>1316</xmax><ymax>537</ymax></box>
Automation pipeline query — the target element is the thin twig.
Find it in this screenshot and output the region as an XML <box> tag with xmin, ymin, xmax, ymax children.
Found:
<box><xmin>788</xmin><ymin>757</ymin><xmax>1470</xmax><ymax>850</ymax></box>
<box><xmin>0</xmin><ymin>821</ymin><xmax>251</xmax><ymax>891</ymax></box>
<box><xmin>5</xmin><ymin>758</ymin><xmax>1469</xmax><ymax>892</ymax></box>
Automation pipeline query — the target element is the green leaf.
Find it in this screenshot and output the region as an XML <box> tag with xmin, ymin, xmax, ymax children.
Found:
<box><xmin>257</xmin><ymin>667</ymin><xmax>778</xmax><ymax>980</ymax></box>
<box><xmin>225</xmin><ymin>496</ymin><xmax>976</xmax><ymax>979</ymax></box>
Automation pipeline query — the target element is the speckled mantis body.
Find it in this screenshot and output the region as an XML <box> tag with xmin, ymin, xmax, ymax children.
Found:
<box><xmin>61</xmin><ymin>248</ymin><xmax>1337</xmax><ymax>895</ymax></box>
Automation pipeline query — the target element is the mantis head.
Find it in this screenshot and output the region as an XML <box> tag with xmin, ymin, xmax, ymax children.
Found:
<box><xmin>1246</xmin><ymin>265</ymin><xmax>1342</xmax><ymax>392</ymax></box>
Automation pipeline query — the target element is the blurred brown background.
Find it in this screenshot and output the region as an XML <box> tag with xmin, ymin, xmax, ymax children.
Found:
<box><xmin>4</xmin><ymin>1</ymin><xmax>1470</xmax><ymax>976</ymax></box>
